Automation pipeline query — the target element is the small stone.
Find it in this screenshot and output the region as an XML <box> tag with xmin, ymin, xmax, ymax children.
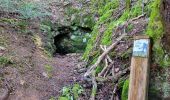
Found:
<box><xmin>20</xmin><ymin>80</ymin><xmax>25</xmax><ymax>85</ymax></box>
<box><xmin>0</xmin><ymin>46</ymin><xmax>6</xmax><ymax>56</ymax></box>
<box><xmin>77</xmin><ymin>68</ymin><xmax>87</xmax><ymax>73</ymax></box>
<box><xmin>115</xmin><ymin>68</ymin><xmax>120</xmax><ymax>73</ymax></box>
<box><xmin>42</xmin><ymin>72</ymin><xmax>48</xmax><ymax>78</ymax></box>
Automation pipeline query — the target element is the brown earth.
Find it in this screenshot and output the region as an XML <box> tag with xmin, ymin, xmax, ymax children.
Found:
<box><xmin>0</xmin><ymin>23</ymin><xmax>87</xmax><ymax>100</ymax></box>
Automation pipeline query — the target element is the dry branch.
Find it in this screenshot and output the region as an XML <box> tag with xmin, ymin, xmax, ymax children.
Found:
<box><xmin>96</xmin><ymin>67</ymin><xmax>129</xmax><ymax>82</ymax></box>
<box><xmin>103</xmin><ymin>62</ymin><xmax>114</xmax><ymax>77</ymax></box>
<box><xmin>110</xmin><ymin>83</ymin><xmax>119</xmax><ymax>100</ymax></box>
<box><xmin>84</xmin><ymin>33</ymin><xmax>127</xmax><ymax>77</ymax></box>
<box><xmin>98</xmin><ymin>58</ymin><xmax>109</xmax><ymax>77</ymax></box>
<box><xmin>100</xmin><ymin>45</ymin><xmax>113</xmax><ymax>63</ymax></box>
<box><xmin>90</xmin><ymin>72</ymin><xmax>97</xmax><ymax>100</ymax></box>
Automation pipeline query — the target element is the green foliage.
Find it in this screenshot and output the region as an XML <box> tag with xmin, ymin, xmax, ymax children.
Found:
<box><xmin>49</xmin><ymin>96</ymin><xmax>56</xmax><ymax>100</ymax></box>
<box><xmin>121</xmin><ymin>79</ymin><xmax>129</xmax><ymax>100</ymax></box>
<box><xmin>40</xmin><ymin>21</ymin><xmax>56</xmax><ymax>55</ymax></box>
<box><xmin>95</xmin><ymin>66</ymin><xmax>103</xmax><ymax>75</ymax></box>
<box><xmin>126</xmin><ymin>24</ymin><xmax>134</xmax><ymax>32</ymax></box>
<box><xmin>59</xmin><ymin>84</ymin><xmax>84</xmax><ymax>100</ymax></box>
<box><xmin>126</xmin><ymin>0</ymin><xmax>131</xmax><ymax>11</ymax></box>
<box><xmin>44</xmin><ymin>64</ymin><xmax>53</xmax><ymax>78</ymax></box>
<box><xmin>0</xmin><ymin>34</ymin><xmax>8</xmax><ymax>47</ymax></box>
<box><xmin>18</xmin><ymin>2</ymin><xmax>51</xmax><ymax>19</ymax></box>
<box><xmin>83</xmin><ymin>0</ymin><xmax>142</xmax><ymax>61</ymax></box>
<box><xmin>146</xmin><ymin>0</ymin><xmax>163</xmax><ymax>40</ymax></box>
<box><xmin>146</xmin><ymin>0</ymin><xmax>170</xmax><ymax>67</ymax></box>
<box><xmin>70</xmin><ymin>28</ymin><xmax>92</xmax><ymax>53</ymax></box>
<box><xmin>66</xmin><ymin>6</ymin><xmax>95</xmax><ymax>28</ymax></box>
<box><xmin>0</xmin><ymin>56</ymin><xmax>12</xmax><ymax>66</ymax></box>
<box><xmin>0</xmin><ymin>0</ymin><xmax>51</xmax><ymax>19</ymax></box>
<box><xmin>83</xmin><ymin>0</ymin><xmax>119</xmax><ymax>61</ymax></box>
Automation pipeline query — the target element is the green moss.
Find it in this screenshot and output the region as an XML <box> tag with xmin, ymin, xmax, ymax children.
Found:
<box><xmin>126</xmin><ymin>0</ymin><xmax>131</xmax><ymax>11</ymax></box>
<box><xmin>146</xmin><ymin>0</ymin><xmax>170</xmax><ymax>67</ymax></box>
<box><xmin>121</xmin><ymin>79</ymin><xmax>129</xmax><ymax>100</ymax></box>
<box><xmin>83</xmin><ymin>0</ymin><xmax>119</xmax><ymax>61</ymax></box>
<box><xmin>146</xmin><ymin>0</ymin><xmax>163</xmax><ymax>40</ymax></box>
<box><xmin>44</xmin><ymin>64</ymin><xmax>53</xmax><ymax>78</ymax></box>
<box><xmin>83</xmin><ymin>0</ymin><xmax>143</xmax><ymax>62</ymax></box>
<box><xmin>95</xmin><ymin>66</ymin><xmax>103</xmax><ymax>75</ymax></box>
<box><xmin>0</xmin><ymin>56</ymin><xmax>12</xmax><ymax>66</ymax></box>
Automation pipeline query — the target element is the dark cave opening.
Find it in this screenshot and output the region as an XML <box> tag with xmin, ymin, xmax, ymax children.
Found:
<box><xmin>53</xmin><ymin>26</ymin><xmax>92</xmax><ymax>55</ymax></box>
<box><xmin>54</xmin><ymin>26</ymin><xmax>71</xmax><ymax>55</ymax></box>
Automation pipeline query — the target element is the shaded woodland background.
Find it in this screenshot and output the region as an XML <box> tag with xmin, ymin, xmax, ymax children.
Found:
<box><xmin>0</xmin><ymin>0</ymin><xmax>170</xmax><ymax>100</ymax></box>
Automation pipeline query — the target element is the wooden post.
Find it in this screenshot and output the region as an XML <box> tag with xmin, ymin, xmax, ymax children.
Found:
<box><xmin>128</xmin><ymin>35</ymin><xmax>150</xmax><ymax>100</ymax></box>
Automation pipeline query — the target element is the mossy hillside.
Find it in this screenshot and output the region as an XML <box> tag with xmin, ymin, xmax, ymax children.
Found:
<box><xmin>65</xmin><ymin>3</ymin><xmax>95</xmax><ymax>28</ymax></box>
<box><xmin>83</xmin><ymin>0</ymin><xmax>119</xmax><ymax>61</ymax></box>
<box><xmin>83</xmin><ymin>0</ymin><xmax>144</xmax><ymax>61</ymax></box>
<box><xmin>146</xmin><ymin>0</ymin><xmax>170</xmax><ymax>67</ymax></box>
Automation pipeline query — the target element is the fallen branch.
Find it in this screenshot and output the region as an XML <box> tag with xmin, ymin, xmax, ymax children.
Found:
<box><xmin>98</xmin><ymin>58</ymin><xmax>109</xmax><ymax>77</ymax></box>
<box><xmin>84</xmin><ymin>33</ymin><xmax>127</xmax><ymax>77</ymax></box>
<box><xmin>103</xmin><ymin>62</ymin><xmax>114</xmax><ymax>77</ymax></box>
<box><xmin>90</xmin><ymin>72</ymin><xmax>97</xmax><ymax>100</ymax></box>
<box><xmin>110</xmin><ymin>83</ymin><xmax>119</xmax><ymax>100</ymax></box>
<box><xmin>100</xmin><ymin>45</ymin><xmax>113</xmax><ymax>63</ymax></box>
<box><xmin>96</xmin><ymin>67</ymin><xmax>130</xmax><ymax>82</ymax></box>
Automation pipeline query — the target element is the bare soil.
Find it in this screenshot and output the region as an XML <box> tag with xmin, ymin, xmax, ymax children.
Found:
<box><xmin>0</xmin><ymin>24</ymin><xmax>87</xmax><ymax>100</ymax></box>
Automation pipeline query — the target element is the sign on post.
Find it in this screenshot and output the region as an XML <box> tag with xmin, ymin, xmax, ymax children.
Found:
<box><xmin>128</xmin><ymin>35</ymin><xmax>150</xmax><ymax>100</ymax></box>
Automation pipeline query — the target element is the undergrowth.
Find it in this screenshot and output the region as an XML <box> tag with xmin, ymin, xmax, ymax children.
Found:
<box><xmin>146</xmin><ymin>0</ymin><xmax>170</xmax><ymax>67</ymax></box>
<box><xmin>59</xmin><ymin>84</ymin><xmax>84</xmax><ymax>100</ymax></box>
<box><xmin>83</xmin><ymin>0</ymin><xmax>144</xmax><ymax>62</ymax></box>
<box><xmin>0</xmin><ymin>56</ymin><xmax>12</xmax><ymax>67</ymax></box>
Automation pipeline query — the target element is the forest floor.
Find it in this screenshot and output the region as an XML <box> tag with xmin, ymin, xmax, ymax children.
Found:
<box><xmin>1</xmin><ymin>1</ymin><xmax>170</xmax><ymax>100</ymax></box>
<box><xmin>0</xmin><ymin>1</ymin><xmax>90</xmax><ymax>100</ymax></box>
<box><xmin>0</xmin><ymin>24</ymin><xmax>87</xmax><ymax>100</ymax></box>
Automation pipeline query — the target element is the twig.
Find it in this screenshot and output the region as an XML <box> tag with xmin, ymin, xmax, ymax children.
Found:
<box><xmin>130</xmin><ymin>14</ymin><xmax>146</xmax><ymax>22</ymax></box>
<box><xmin>84</xmin><ymin>33</ymin><xmax>127</xmax><ymax>77</ymax></box>
<box><xmin>110</xmin><ymin>83</ymin><xmax>118</xmax><ymax>100</ymax></box>
<box><xmin>98</xmin><ymin>45</ymin><xmax>113</xmax><ymax>77</ymax></box>
<box><xmin>24</xmin><ymin>61</ymin><xmax>32</xmax><ymax>68</ymax></box>
<box><xmin>103</xmin><ymin>62</ymin><xmax>114</xmax><ymax>77</ymax></box>
<box><xmin>98</xmin><ymin>58</ymin><xmax>109</xmax><ymax>77</ymax></box>
<box><xmin>96</xmin><ymin>67</ymin><xmax>130</xmax><ymax>82</ymax></box>
<box><xmin>101</xmin><ymin>45</ymin><xmax>113</xmax><ymax>63</ymax></box>
<box><xmin>90</xmin><ymin>72</ymin><xmax>97</xmax><ymax>100</ymax></box>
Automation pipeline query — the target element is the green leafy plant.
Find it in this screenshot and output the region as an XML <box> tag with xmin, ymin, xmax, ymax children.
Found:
<box><xmin>59</xmin><ymin>84</ymin><xmax>84</xmax><ymax>100</ymax></box>
<box><xmin>121</xmin><ymin>79</ymin><xmax>129</xmax><ymax>100</ymax></box>
<box><xmin>44</xmin><ymin>64</ymin><xmax>53</xmax><ymax>78</ymax></box>
<box><xmin>49</xmin><ymin>96</ymin><xmax>56</xmax><ymax>100</ymax></box>
<box><xmin>0</xmin><ymin>56</ymin><xmax>12</xmax><ymax>66</ymax></box>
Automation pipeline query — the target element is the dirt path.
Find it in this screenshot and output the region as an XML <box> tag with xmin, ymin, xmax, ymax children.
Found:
<box><xmin>0</xmin><ymin>26</ymin><xmax>86</xmax><ymax>100</ymax></box>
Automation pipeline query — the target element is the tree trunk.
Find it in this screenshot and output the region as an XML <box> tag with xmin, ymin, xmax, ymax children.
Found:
<box><xmin>161</xmin><ymin>0</ymin><xmax>170</xmax><ymax>51</ymax></box>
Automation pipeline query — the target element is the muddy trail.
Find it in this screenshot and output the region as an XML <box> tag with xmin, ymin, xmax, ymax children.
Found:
<box><xmin>0</xmin><ymin>24</ymin><xmax>87</xmax><ymax>100</ymax></box>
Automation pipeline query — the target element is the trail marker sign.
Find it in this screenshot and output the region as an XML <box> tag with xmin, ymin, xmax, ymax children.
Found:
<box><xmin>128</xmin><ymin>35</ymin><xmax>150</xmax><ymax>100</ymax></box>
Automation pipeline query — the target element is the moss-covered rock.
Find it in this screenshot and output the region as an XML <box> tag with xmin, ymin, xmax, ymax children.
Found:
<box><xmin>146</xmin><ymin>0</ymin><xmax>170</xmax><ymax>67</ymax></box>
